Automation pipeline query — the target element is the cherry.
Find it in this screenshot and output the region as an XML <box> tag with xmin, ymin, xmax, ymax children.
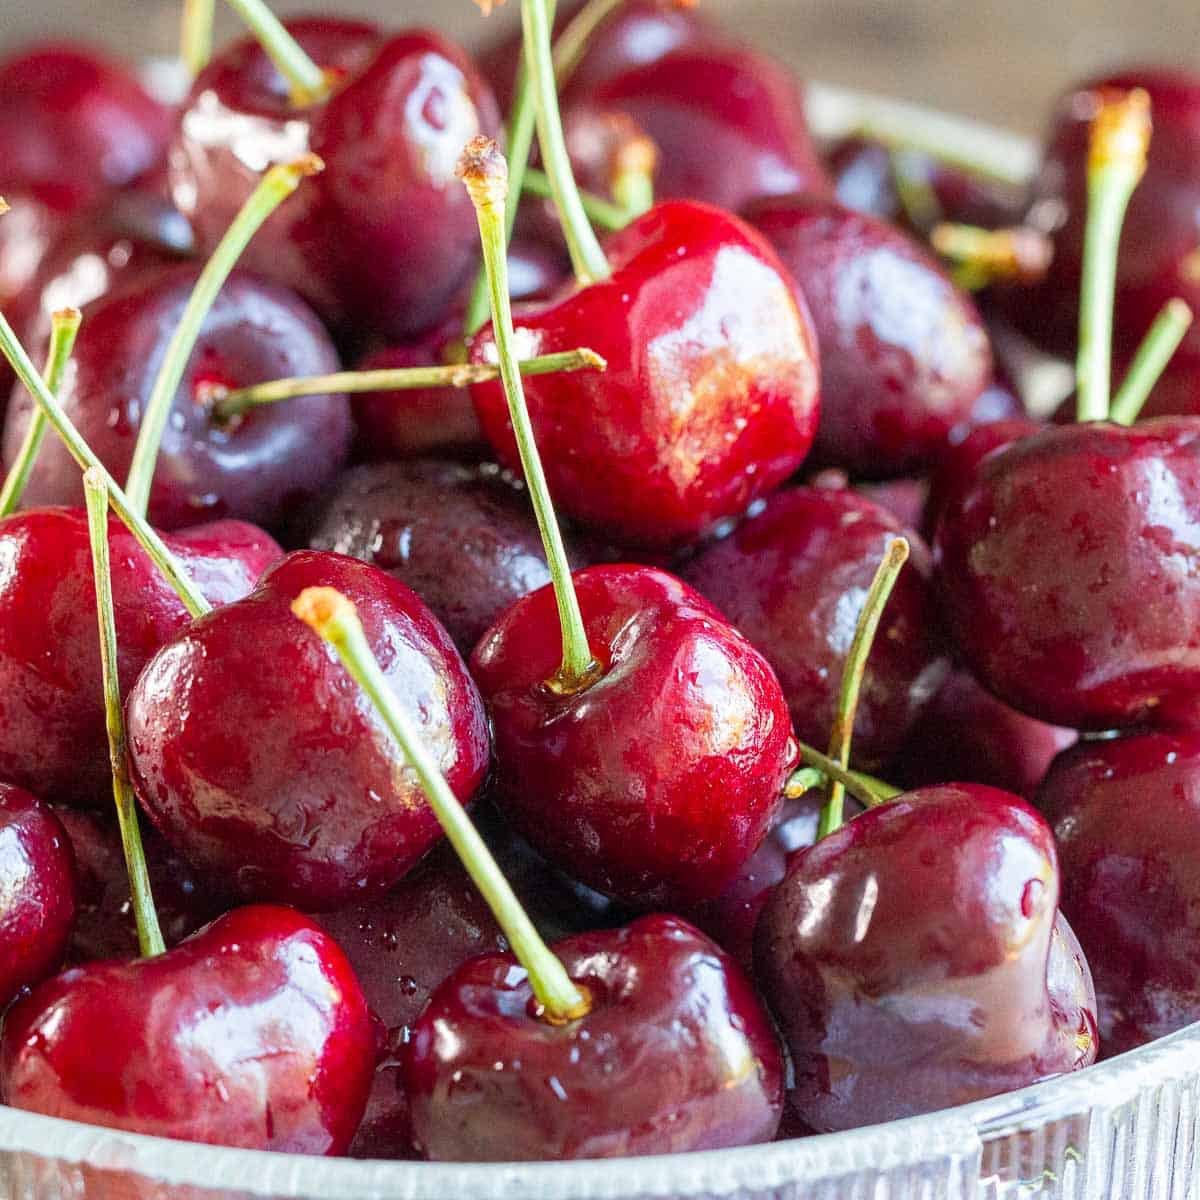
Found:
<box><xmin>405</xmin><ymin>914</ymin><xmax>784</xmax><ymax>1160</ymax></box>
<box><xmin>470</xmin><ymin>200</ymin><xmax>820</xmax><ymax>547</ymax></box>
<box><xmin>744</xmin><ymin>194</ymin><xmax>994</xmax><ymax>478</ymax></box>
<box><xmin>934</xmin><ymin>418</ymin><xmax>1200</xmax><ymax>730</ymax></box>
<box><xmin>755</xmin><ymin>784</ymin><xmax>1097</xmax><ymax>1132</ymax></box>
<box><xmin>1037</xmin><ymin>732</ymin><xmax>1200</xmax><ymax>1057</ymax></box>
<box><xmin>851</xmin><ymin>475</ymin><xmax>931</xmax><ymax>534</ymax></box>
<box><xmin>681</xmin><ymin>485</ymin><xmax>949</xmax><ymax>771</ymax></box>
<box><xmin>0</xmin><ymin>905</ymin><xmax>376</xmax><ymax>1154</ymax></box>
<box><xmin>3</xmin><ymin>263</ymin><xmax>352</xmax><ymax>532</ymax></box>
<box><xmin>173</xmin><ymin>19</ymin><xmax>500</xmax><ymax>345</ymax></box>
<box><xmin>304</xmin><ymin>460</ymin><xmax>585</xmax><ymax>655</ymax></box>
<box><xmin>0</xmin><ymin>43</ymin><xmax>170</xmax><ymax>216</ymax></box>
<box><xmin>0</xmin><ymin>785</ymin><xmax>76</xmax><ymax>1007</ymax></box>
<box><xmin>0</xmin><ymin>190</ymin><xmax>76</xmax><ymax>316</ymax></box>
<box><xmin>126</xmin><ymin>550</ymin><xmax>490</xmax><ymax>908</ymax></box>
<box><xmin>471</xmin><ymin>563</ymin><xmax>797</xmax><ymax>906</ymax></box>
<box><xmin>0</xmin><ymin>507</ymin><xmax>279</xmax><ymax>807</ymax></box>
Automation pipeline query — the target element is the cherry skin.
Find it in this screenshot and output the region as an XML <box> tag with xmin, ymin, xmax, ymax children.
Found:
<box><xmin>405</xmin><ymin>914</ymin><xmax>784</xmax><ymax>1161</ymax></box>
<box><xmin>745</xmin><ymin>194</ymin><xmax>994</xmax><ymax>478</ymax></box>
<box><xmin>3</xmin><ymin>264</ymin><xmax>352</xmax><ymax>533</ymax></box>
<box><xmin>1037</xmin><ymin>732</ymin><xmax>1200</xmax><ymax>1057</ymax></box>
<box><xmin>470</xmin><ymin>201</ymin><xmax>820</xmax><ymax>547</ymax></box>
<box><xmin>755</xmin><ymin>784</ymin><xmax>1098</xmax><ymax>1133</ymax></box>
<box><xmin>0</xmin><ymin>905</ymin><xmax>376</xmax><ymax>1154</ymax></box>
<box><xmin>935</xmin><ymin>418</ymin><xmax>1200</xmax><ymax>730</ymax></box>
<box><xmin>471</xmin><ymin>564</ymin><xmax>797</xmax><ymax>907</ymax></box>
<box><xmin>0</xmin><ymin>785</ymin><xmax>76</xmax><ymax>1008</ymax></box>
<box><xmin>304</xmin><ymin>460</ymin><xmax>585</xmax><ymax>655</ymax></box>
<box><xmin>126</xmin><ymin>550</ymin><xmax>490</xmax><ymax>909</ymax></box>
<box><xmin>172</xmin><ymin>20</ymin><xmax>500</xmax><ymax>346</ymax></box>
<box><xmin>0</xmin><ymin>507</ymin><xmax>280</xmax><ymax>807</ymax></box>
<box><xmin>0</xmin><ymin>190</ymin><xmax>76</xmax><ymax>315</ymax></box>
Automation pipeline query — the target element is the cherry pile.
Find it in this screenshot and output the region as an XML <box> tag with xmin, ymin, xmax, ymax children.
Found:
<box><xmin>0</xmin><ymin>0</ymin><xmax>1194</xmax><ymax>1168</ymax></box>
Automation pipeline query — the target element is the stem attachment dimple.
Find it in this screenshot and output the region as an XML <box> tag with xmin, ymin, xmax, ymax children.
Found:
<box><xmin>221</xmin><ymin>0</ymin><xmax>333</xmax><ymax>106</ymax></box>
<box><xmin>1109</xmin><ymin>298</ymin><xmax>1194</xmax><ymax>426</ymax></box>
<box><xmin>293</xmin><ymin>586</ymin><xmax>591</xmax><ymax>1023</ymax></box>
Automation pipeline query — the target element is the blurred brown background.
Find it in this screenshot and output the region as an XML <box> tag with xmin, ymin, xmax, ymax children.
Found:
<box><xmin>1</xmin><ymin>0</ymin><xmax>1198</xmax><ymax>134</ymax></box>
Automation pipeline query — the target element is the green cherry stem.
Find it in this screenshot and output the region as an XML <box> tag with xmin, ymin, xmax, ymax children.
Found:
<box><xmin>208</xmin><ymin>346</ymin><xmax>607</xmax><ymax>423</ymax></box>
<box><xmin>0</xmin><ymin>313</ymin><xmax>209</xmax><ymax>618</ymax></box>
<box><xmin>521</xmin><ymin>168</ymin><xmax>629</xmax><ymax>230</ymax></box>
<box><xmin>817</xmin><ymin>536</ymin><xmax>910</xmax><ymax>840</ymax></box>
<box><xmin>181</xmin><ymin>0</ymin><xmax>215</xmax><ymax>77</ymax></box>
<box><xmin>294</xmin><ymin>586</ymin><xmax>591</xmax><ymax>1022</ymax></box>
<box><xmin>124</xmin><ymin>155</ymin><xmax>322</xmax><ymax>518</ymax></box>
<box><xmin>930</xmin><ymin>222</ymin><xmax>1053</xmax><ymax>291</ymax></box>
<box><xmin>1109</xmin><ymin>298</ymin><xmax>1194</xmax><ymax>426</ymax></box>
<box><xmin>83</xmin><ymin>469</ymin><xmax>166</xmax><ymax>958</ymax></box>
<box><xmin>1075</xmin><ymin>88</ymin><xmax>1152</xmax><ymax>423</ymax></box>
<box><xmin>790</xmin><ymin>743</ymin><xmax>903</xmax><ymax>809</ymax></box>
<box><xmin>221</xmin><ymin>0</ymin><xmax>331</xmax><ymax>106</ymax></box>
<box><xmin>0</xmin><ymin>307</ymin><xmax>82</xmax><ymax>517</ymax></box>
<box><xmin>459</xmin><ymin>137</ymin><xmax>599</xmax><ymax>693</ymax></box>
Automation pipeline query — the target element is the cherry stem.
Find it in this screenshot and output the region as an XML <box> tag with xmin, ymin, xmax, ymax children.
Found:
<box><xmin>83</xmin><ymin>469</ymin><xmax>166</xmax><ymax>959</ymax></box>
<box><xmin>522</xmin><ymin>0</ymin><xmax>611</xmax><ymax>283</ymax></box>
<box><xmin>293</xmin><ymin>586</ymin><xmax>591</xmax><ymax>1022</ymax></box>
<box><xmin>1109</xmin><ymin>298</ymin><xmax>1194</xmax><ymax>426</ymax></box>
<box><xmin>817</xmin><ymin>537</ymin><xmax>910</xmax><ymax>840</ymax></box>
<box><xmin>790</xmin><ymin>744</ymin><xmax>902</xmax><ymax>809</ymax></box>
<box><xmin>209</xmin><ymin>346</ymin><xmax>607</xmax><ymax>422</ymax></box>
<box><xmin>930</xmin><ymin>222</ymin><xmax>1053</xmax><ymax>291</ymax></box>
<box><xmin>221</xmin><ymin>0</ymin><xmax>331</xmax><ymax>106</ymax></box>
<box><xmin>460</xmin><ymin>138</ymin><xmax>599</xmax><ymax>693</ymax></box>
<box><xmin>0</xmin><ymin>308</ymin><xmax>81</xmax><ymax>517</ymax></box>
<box><xmin>549</xmin><ymin>0</ymin><xmax>622</xmax><ymax>86</ymax></box>
<box><xmin>521</xmin><ymin>168</ymin><xmax>629</xmax><ymax>230</ymax></box>
<box><xmin>124</xmin><ymin>155</ymin><xmax>322</xmax><ymax>519</ymax></box>
<box><xmin>0</xmin><ymin>313</ymin><xmax>210</xmax><ymax>618</ymax></box>
<box><xmin>1076</xmin><ymin>88</ymin><xmax>1152</xmax><ymax>424</ymax></box>
<box><xmin>181</xmin><ymin>0</ymin><xmax>215</xmax><ymax>78</ymax></box>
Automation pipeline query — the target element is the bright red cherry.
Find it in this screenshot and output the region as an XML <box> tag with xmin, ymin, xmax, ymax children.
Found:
<box><xmin>470</xmin><ymin>201</ymin><xmax>820</xmax><ymax>547</ymax></box>
<box><xmin>471</xmin><ymin>564</ymin><xmax>797</xmax><ymax>907</ymax></box>
<box><xmin>755</xmin><ymin>785</ymin><xmax>1098</xmax><ymax>1132</ymax></box>
<box><xmin>935</xmin><ymin>418</ymin><xmax>1200</xmax><ymax>730</ymax></box>
<box><xmin>405</xmin><ymin>915</ymin><xmax>784</xmax><ymax>1161</ymax></box>
<box><xmin>0</xmin><ymin>785</ymin><xmax>76</xmax><ymax>1007</ymax></box>
<box><xmin>0</xmin><ymin>905</ymin><xmax>375</xmax><ymax>1154</ymax></box>
<box><xmin>126</xmin><ymin>550</ymin><xmax>490</xmax><ymax>909</ymax></box>
<box><xmin>172</xmin><ymin>20</ymin><xmax>500</xmax><ymax>345</ymax></box>
<box><xmin>0</xmin><ymin>507</ymin><xmax>280</xmax><ymax>807</ymax></box>
<box><xmin>3</xmin><ymin>264</ymin><xmax>351</xmax><ymax>532</ymax></box>
<box><xmin>745</xmin><ymin>194</ymin><xmax>994</xmax><ymax>478</ymax></box>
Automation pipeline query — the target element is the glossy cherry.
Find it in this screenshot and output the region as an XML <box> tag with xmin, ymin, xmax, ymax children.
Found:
<box><xmin>471</xmin><ymin>564</ymin><xmax>797</xmax><ymax>907</ymax></box>
<box><xmin>0</xmin><ymin>507</ymin><xmax>280</xmax><ymax>807</ymax></box>
<box><xmin>935</xmin><ymin>418</ymin><xmax>1200</xmax><ymax>730</ymax></box>
<box><xmin>755</xmin><ymin>784</ymin><xmax>1098</xmax><ymax>1132</ymax></box>
<box><xmin>405</xmin><ymin>914</ymin><xmax>783</xmax><ymax>1160</ymax></box>
<box><xmin>470</xmin><ymin>200</ymin><xmax>820</xmax><ymax>547</ymax></box>
<box><xmin>0</xmin><ymin>905</ymin><xmax>376</xmax><ymax>1154</ymax></box>
<box><xmin>126</xmin><ymin>550</ymin><xmax>490</xmax><ymax>908</ymax></box>
<box><xmin>0</xmin><ymin>785</ymin><xmax>76</xmax><ymax>1007</ymax></box>
<box><xmin>681</xmin><ymin>485</ymin><xmax>948</xmax><ymax>770</ymax></box>
<box><xmin>3</xmin><ymin>264</ymin><xmax>351</xmax><ymax>532</ymax></box>
<box><xmin>745</xmin><ymin>193</ymin><xmax>994</xmax><ymax>478</ymax></box>
<box><xmin>172</xmin><ymin>19</ymin><xmax>500</xmax><ymax>345</ymax></box>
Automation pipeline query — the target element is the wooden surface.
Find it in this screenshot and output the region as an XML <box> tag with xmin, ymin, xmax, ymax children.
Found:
<box><xmin>0</xmin><ymin>0</ymin><xmax>1198</xmax><ymax>134</ymax></box>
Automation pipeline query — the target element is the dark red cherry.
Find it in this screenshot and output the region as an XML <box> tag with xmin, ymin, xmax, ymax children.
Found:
<box><xmin>173</xmin><ymin>20</ymin><xmax>500</xmax><ymax>345</ymax></box>
<box><xmin>304</xmin><ymin>460</ymin><xmax>584</xmax><ymax>655</ymax></box>
<box><xmin>0</xmin><ymin>785</ymin><xmax>76</xmax><ymax>1007</ymax></box>
<box><xmin>127</xmin><ymin>550</ymin><xmax>490</xmax><ymax>909</ymax></box>
<box><xmin>0</xmin><ymin>507</ymin><xmax>279</xmax><ymax>807</ymax></box>
<box><xmin>3</xmin><ymin>264</ymin><xmax>351</xmax><ymax>532</ymax></box>
<box><xmin>745</xmin><ymin>193</ymin><xmax>994</xmax><ymax>478</ymax></box>
<box><xmin>681</xmin><ymin>486</ymin><xmax>948</xmax><ymax>770</ymax></box>
<box><xmin>0</xmin><ymin>43</ymin><xmax>170</xmax><ymax>215</ymax></box>
<box><xmin>471</xmin><ymin>564</ymin><xmax>797</xmax><ymax>907</ymax></box>
<box><xmin>581</xmin><ymin>44</ymin><xmax>831</xmax><ymax>211</ymax></box>
<box><xmin>470</xmin><ymin>201</ymin><xmax>820</xmax><ymax>547</ymax></box>
<box><xmin>935</xmin><ymin>418</ymin><xmax>1200</xmax><ymax>730</ymax></box>
<box><xmin>0</xmin><ymin>905</ymin><xmax>375</xmax><ymax>1153</ymax></box>
<box><xmin>755</xmin><ymin>785</ymin><xmax>1098</xmax><ymax>1132</ymax></box>
<box><xmin>405</xmin><ymin>914</ymin><xmax>783</xmax><ymax>1161</ymax></box>
<box><xmin>1037</xmin><ymin>732</ymin><xmax>1200</xmax><ymax>1056</ymax></box>
<box><xmin>851</xmin><ymin>475</ymin><xmax>931</xmax><ymax>534</ymax></box>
